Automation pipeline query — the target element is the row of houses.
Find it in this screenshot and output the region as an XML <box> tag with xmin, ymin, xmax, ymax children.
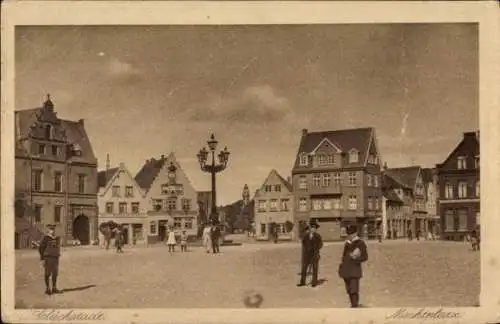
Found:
<box><xmin>14</xmin><ymin>96</ymin><xmax>211</xmax><ymax>248</ymax></box>
<box><xmin>14</xmin><ymin>96</ymin><xmax>479</xmax><ymax>247</ymax></box>
<box><xmin>251</xmin><ymin>128</ymin><xmax>479</xmax><ymax>242</ymax></box>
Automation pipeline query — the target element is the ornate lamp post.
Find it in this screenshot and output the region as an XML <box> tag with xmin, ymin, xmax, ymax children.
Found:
<box><xmin>197</xmin><ymin>134</ymin><xmax>230</xmax><ymax>225</ymax></box>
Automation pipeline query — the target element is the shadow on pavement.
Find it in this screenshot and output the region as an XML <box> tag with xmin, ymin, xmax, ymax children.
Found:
<box><xmin>61</xmin><ymin>284</ymin><xmax>97</xmax><ymax>293</ymax></box>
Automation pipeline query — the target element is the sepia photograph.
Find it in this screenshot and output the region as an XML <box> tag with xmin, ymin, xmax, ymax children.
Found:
<box><xmin>2</xmin><ymin>1</ymin><xmax>500</xmax><ymax>324</ymax></box>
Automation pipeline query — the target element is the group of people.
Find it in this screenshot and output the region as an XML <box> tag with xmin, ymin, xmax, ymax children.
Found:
<box><xmin>166</xmin><ymin>228</ymin><xmax>189</xmax><ymax>252</ymax></box>
<box><xmin>297</xmin><ymin>222</ymin><xmax>369</xmax><ymax>308</ymax></box>
<box><xmin>201</xmin><ymin>222</ymin><xmax>222</xmax><ymax>254</ymax></box>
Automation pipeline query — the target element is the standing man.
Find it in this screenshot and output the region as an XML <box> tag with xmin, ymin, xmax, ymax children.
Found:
<box><xmin>297</xmin><ymin>222</ymin><xmax>323</xmax><ymax>288</ymax></box>
<box><xmin>210</xmin><ymin>221</ymin><xmax>221</xmax><ymax>254</ymax></box>
<box><xmin>338</xmin><ymin>225</ymin><xmax>368</xmax><ymax>308</ymax></box>
<box><xmin>38</xmin><ymin>224</ymin><xmax>61</xmax><ymax>295</ymax></box>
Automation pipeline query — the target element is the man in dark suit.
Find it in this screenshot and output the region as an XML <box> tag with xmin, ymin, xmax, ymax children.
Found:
<box><xmin>210</xmin><ymin>221</ymin><xmax>221</xmax><ymax>254</ymax></box>
<box><xmin>38</xmin><ymin>224</ymin><xmax>62</xmax><ymax>295</ymax></box>
<box><xmin>338</xmin><ymin>225</ymin><xmax>368</xmax><ymax>307</ymax></box>
<box><xmin>297</xmin><ymin>221</ymin><xmax>323</xmax><ymax>287</ymax></box>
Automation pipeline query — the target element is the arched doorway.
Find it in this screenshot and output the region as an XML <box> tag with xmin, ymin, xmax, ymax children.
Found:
<box><xmin>73</xmin><ymin>214</ymin><xmax>90</xmax><ymax>245</ymax></box>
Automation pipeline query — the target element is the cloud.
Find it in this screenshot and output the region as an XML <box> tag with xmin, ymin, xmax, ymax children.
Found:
<box><xmin>106</xmin><ymin>58</ymin><xmax>142</xmax><ymax>84</ymax></box>
<box><xmin>187</xmin><ymin>85</ymin><xmax>293</xmax><ymax>124</ymax></box>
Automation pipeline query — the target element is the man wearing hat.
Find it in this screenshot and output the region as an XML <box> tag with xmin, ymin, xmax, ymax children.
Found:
<box><xmin>297</xmin><ymin>221</ymin><xmax>323</xmax><ymax>287</ymax></box>
<box><xmin>38</xmin><ymin>224</ymin><xmax>62</xmax><ymax>295</ymax></box>
<box><xmin>338</xmin><ymin>224</ymin><xmax>368</xmax><ymax>307</ymax></box>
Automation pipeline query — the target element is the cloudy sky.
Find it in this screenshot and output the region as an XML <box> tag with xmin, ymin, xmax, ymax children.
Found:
<box><xmin>16</xmin><ymin>24</ymin><xmax>478</xmax><ymax>205</ymax></box>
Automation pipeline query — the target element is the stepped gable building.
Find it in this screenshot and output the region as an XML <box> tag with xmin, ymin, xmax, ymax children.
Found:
<box><xmin>14</xmin><ymin>95</ymin><xmax>98</xmax><ymax>248</ymax></box>
<box><xmin>436</xmin><ymin>131</ymin><xmax>480</xmax><ymax>241</ymax></box>
<box><xmin>97</xmin><ymin>156</ymin><xmax>148</xmax><ymax>245</ymax></box>
<box><xmin>254</xmin><ymin>170</ymin><xmax>294</xmax><ymax>241</ymax></box>
<box><xmin>135</xmin><ymin>153</ymin><xmax>199</xmax><ymax>243</ymax></box>
<box><xmin>383</xmin><ymin>166</ymin><xmax>427</xmax><ymax>237</ymax></box>
<box><xmin>291</xmin><ymin>127</ymin><xmax>383</xmax><ymax>241</ymax></box>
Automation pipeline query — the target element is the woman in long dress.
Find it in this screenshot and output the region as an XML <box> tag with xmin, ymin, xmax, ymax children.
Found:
<box><xmin>167</xmin><ymin>227</ymin><xmax>177</xmax><ymax>252</ymax></box>
<box><xmin>202</xmin><ymin>225</ymin><xmax>212</xmax><ymax>254</ymax></box>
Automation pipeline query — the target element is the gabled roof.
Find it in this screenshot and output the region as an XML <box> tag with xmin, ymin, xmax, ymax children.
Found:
<box><xmin>385</xmin><ymin>166</ymin><xmax>421</xmax><ymax>189</ymax></box>
<box><xmin>383</xmin><ymin>188</ymin><xmax>404</xmax><ymax>204</ymax></box>
<box><xmin>310</xmin><ymin>137</ymin><xmax>342</xmax><ymax>154</ymax></box>
<box><xmin>135</xmin><ymin>156</ymin><xmax>168</xmax><ymax>191</ymax></box>
<box><xmin>437</xmin><ymin>131</ymin><xmax>480</xmax><ymax>169</ymax></box>
<box><xmin>98</xmin><ymin>168</ymin><xmax>119</xmax><ymax>188</ymax></box>
<box><xmin>59</xmin><ymin>119</ymin><xmax>97</xmax><ymax>164</ymax></box>
<box><xmin>259</xmin><ymin>169</ymin><xmax>293</xmax><ymax>193</ymax></box>
<box><xmin>293</xmin><ymin>127</ymin><xmax>374</xmax><ymax>169</ymax></box>
<box><xmin>420</xmin><ymin>168</ymin><xmax>435</xmax><ymax>184</ymax></box>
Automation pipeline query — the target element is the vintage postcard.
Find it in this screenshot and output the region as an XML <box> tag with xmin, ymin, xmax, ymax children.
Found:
<box><xmin>1</xmin><ymin>1</ymin><xmax>500</xmax><ymax>323</ymax></box>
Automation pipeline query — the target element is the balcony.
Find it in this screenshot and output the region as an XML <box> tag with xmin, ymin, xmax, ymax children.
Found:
<box><xmin>309</xmin><ymin>184</ymin><xmax>343</xmax><ymax>196</ymax></box>
<box><xmin>309</xmin><ymin>209</ymin><xmax>342</xmax><ymax>219</ymax></box>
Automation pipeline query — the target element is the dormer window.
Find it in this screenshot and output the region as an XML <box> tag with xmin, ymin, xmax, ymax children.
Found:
<box><xmin>348</xmin><ymin>149</ymin><xmax>359</xmax><ymax>163</ymax></box>
<box><xmin>44</xmin><ymin>125</ymin><xmax>53</xmax><ymax>140</ymax></box>
<box><xmin>299</xmin><ymin>153</ymin><xmax>308</xmax><ymax>166</ymax></box>
<box><xmin>71</xmin><ymin>143</ymin><xmax>82</xmax><ymax>157</ymax></box>
<box><xmin>457</xmin><ymin>156</ymin><xmax>467</xmax><ymax>169</ymax></box>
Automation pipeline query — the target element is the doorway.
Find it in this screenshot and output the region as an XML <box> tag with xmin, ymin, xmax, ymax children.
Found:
<box><xmin>122</xmin><ymin>225</ymin><xmax>129</xmax><ymax>245</ymax></box>
<box><xmin>73</xmin><ymin>214</ymin><xmax>90</xmax><ymax>245</ymax></box>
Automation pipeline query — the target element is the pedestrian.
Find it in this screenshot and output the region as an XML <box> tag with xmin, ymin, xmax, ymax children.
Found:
<box><xmin>297</xmin><ymin>222</ymin><xmax>323</xmax><ymax>288</ymax></box>
<box><xmin>180</xmin><ymin>230</ymin><xmax>188</xmax><ymax>252</ymax></box>
<box><xmin>407</xmin><ymin>228</ymin><xmax>413</xmax><ymax>241</ymax></box>
<box><xmin>38</xmin><ymin>224</ymin><xmax>62</xmax><ymax>295</ymax></box>
<box><xmin>416</xmin><ymin>229</ymin><xmax>421</xmax><ymax>241</ymax></box>
<box><xmin>377</xmin><ymin>226</ymin><xmax>382</xmax><ymax>243</ymax></box>
<box><xmin>470</xmin><ymin>230</ymin><xmax>479</xmax><ymax>251</ymax></box>
<box><xmin>337</xmin><ymin>225</ymin><xmax>368</xmax><ymax>308</ymax></box>
<box><xmin>210</xmin><ymin>222</ymin><xmax>221</xmax><ymax>254</ymax></box>
<box><xmin>202</xmin><ymin>224</ymin><xmax>212</xmax><ymax>253</ymax></box>
<box><xmin>167</xmin><ymin>227</ymin><xmax>177</xmax><ymax>252</ymax></box>
<box><xmin>114</xmin><ymin>227</ymin><xmax>124</xmax><ymax>253</ymax></box>
<box><xmin>427</xmin><ymin>231</ymin><xmax>432</xmax><ymax>241</ymax></box>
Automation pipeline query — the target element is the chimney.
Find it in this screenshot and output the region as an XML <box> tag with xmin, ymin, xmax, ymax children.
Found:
<box><xmin>383</xmin><ymin>162</ymin><xmax>388</xmax><ymax>171</ymax></box>
<box><xmin>161</xmin><ymin>154</ymin><xmax>165</xmax><ymax>160</ymax></box>
<box><xmin>78</xmin><ymin>119</ymin><xmax>84</xmax><ymax>126</ymax></box>
<box><xmin>106</xmin><ymin>154</ymin><xmax>110</xmax><ymax>170</ymax></box>
<box><xmin>302</xmin><ymin>128</ymin><xmax>308</xmax><ymax>136</ymax></box>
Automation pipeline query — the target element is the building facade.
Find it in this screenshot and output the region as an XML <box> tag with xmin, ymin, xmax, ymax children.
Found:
<box><xmin>383</xmin><ymin>166</ymin><xmax>427</xmax><ymax>238</ymax></box>
<box><xmin>254</xmin><ymin>170</ymin><xmax>294</xmax><ymax>241</ymax></box>
<box><xmin>197</xmin><ymin>191</ymin><xmax>212</xmax><ymax>227</ymax></box>
<box><xmin>135</xmin><ymin>153</ymin><xmax>199</xmax><ymax>244</ymax></box>
<box><xmin>436</xmin><ymin>131</ymin><xmax>480</xmax><ymax>241</ymax></box>
<box><xmin>97</xmin><ymin>160</ymin><xmax>148</xmax><ymax>245</ymax></box>
<box><xmin>15</xmin><ymin>95</ymin><xmax>98</xmax><ymax>248</ymax></box>
<box><xmin>421</xmin><ymin>168</ymin><xmax>440</xmax><ymax>236</ymax></box>
<box><xmin>291</xmin><ymin>128</ymin><xmax>383</xmax><ymax>241</ymax></box>
<box><xmin>381</xmin><ymin>188</ymin><xmax>404</xmax><ymax>239</ymax></box>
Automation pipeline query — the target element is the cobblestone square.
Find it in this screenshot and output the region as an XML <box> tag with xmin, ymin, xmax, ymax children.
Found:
<box><xmin>15</xmin><ymin>241</ymin><xmax>479</xmax><ymax>309</ymax></box>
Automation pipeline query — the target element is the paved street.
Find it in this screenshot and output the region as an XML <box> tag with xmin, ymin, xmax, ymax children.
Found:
<box><xmin>15</xmin><ymin>241</ymin><xmax>479</xmax><ymax>308</ymax></box>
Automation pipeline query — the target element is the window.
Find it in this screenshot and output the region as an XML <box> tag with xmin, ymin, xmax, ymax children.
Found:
<box><xmin>264</xmin><ymin>185</ymin><xmax>272</xmax><ymax>192</ymax></box>
<box><xmin>32</xmin><ymin>170</ymin><xmax>43</xmax><ymax>192</ymax></box>
<box><xmin>131</xmin><ymin>202</ymin><xmax>140</xmax><ymax>213</ymax></box>
<box><xmin>150</xmin><ymin>221</ymin><xmax>157</xmax><ymax>234</ymax></box>
<box><xmin>45</xmin><ymin>125</ymin><xmax>52</xmax><ymax>139</ymax></box>
<box><xmin>119</xmin><ymin>202</ymin><xmax>127</xmax><ymax>214</ymax></box>
<box><xmin>274</xmin><ymin>184</ymin><xmax>281</xmax><ymax>192</ymax></box>
<box><xmin>299</xmin><ymin>176</ymin><xmax>307</xmax><ymax>190</ymax></box>
<box><xmin>368</xmin><ymin>197</ymin><xmax>373</xmax><ymax>210</ymax></box>
<box><xmin>375</xmin><ymin>198</ymin><xmax>380</xmax><ymax>210</ymax></box>
<box><xmin>457</xmin><ymin>156</ymin><xmax>467</xmax><ymax>169</ymax></box>
<box><xmin>323</xmin><ymin>199</ymin><xmax>332</xmax><ymax>210</ymax></box>
<box><xmin>260</xmin><ymin>223</ymin><xmax>266</xmax><ymax>235</ymax></box>
<box><xmin>458</xmin><ymin>182</ymin><xmax>468</xmax><ymax>198</ymax></box>
<box><xmin>54</xmin><ymin>172</ymin><xmax>62</xmax><ymax>192</ymax></box>
<box><xmin>374</xmin><ymin>175</ymin><xmax>379</xmax><ymax>187</ymax></box>
<box><xmin>38</xmin><ymin>143</ymin><xmax>46</xmax><ymax>155</ymax></box>
<box><xmin>348</xmin><ymin>172</ymin><xmax>357</xmax><ymax>185</ymax></box>
<box><xmin>318</xmin><ymin>154</ymin><xmax>327</xmax><ymax>165</ymax></box>
<box><xmin>167</xmin><ymin>198</ymin><xmax>177</xmax><ymax>211</ymax></box>
<box><xmin>367</xmin><ymin>174</ymin><xmax>372</xmax><ymax>187</ymax></box>
<box><xmin>327</xmin><ymin>154</ymin><xmax>335</xmax><ymax>164</ymax></box>
<box><xmin>111</xmin><ymin>186</ymin><xmax>120</xmax><ymax>197</ymax></box>
<box><xmin>161</xmin><ymin>184</ymin><xmax>169</xmax><ymax>195</ymax></box>
<box><xmin>34</xmin><ymin>205</ymin><xmax>42</xmax><ymax>223</ymax></box>
<box><xmin>475</xmin><ymin>156</ymin><xmax>480</xmax><ymax>169</ymax></box>
<box><xmin>299</xmin><ymin>154</ymin><xmax>308</xmax><ymax>166</ymax></box>
<box><xmin>51</xmin><ymin>145</ymin><xmax>58</xmax><ymax>156</ymax></box>
<box><xmin>299</xmin><ymin>198</ymin><xmax>308</xmax><ymax>212</ymax></box>
<box><xmin>475</xmin><ymin>180</ymin><xmax>480</xmax><ymax>197</ymax></box>
<box><xmin>333</xmin><ymin>198</ymin><xmax>341</xmax><ymax>209</ymax></box>
<box><xmin>349</xmin><ymin>150</ymin><xmax>359</xmax><ymax>163</ymax></box>
<box><xmin>444</xmin><ymin>210</ymin><xmax>454</xmax><ymax>232</ymax></box>
<box><xmin>476</xmin><ymin>212</ymin><xmax>480</xmax><ymax>226</ymax></box>
<box><xmin>281</xmin><ymin>199</ymin><xmax>289</xmax><ymax>211</ymax></box>
<box><xmin>77</xmin><ymin>174</ymin><xmax>86</xmax><ymax>194</ymax></box>
<box><xmin>445</xmin><ymin>183</ymin><xmax>454</xmax><ymax>199</ymax></box>
<box><xmin>153</xmin><ymin>199</ymin><xmax>162</xmax><ymax>211</ymax></box>
<box><xmin>322</xmin><ymin>173</ymin><xmax>331</xmax><ymax>187</ymax></box>
<box><xmin>182</xmin><ymin>199</ymin><xmax>191</xmax><ymax>211</ymax></box>
<box><xmin>54</xmin><ymin>205</ymin><xmax>62</xmax><ymax>223</ymax></box>
<box><xmin>269</xmin><ymin>199</ymin><xmax>278</xmax><ymax>211</ymax></box>
<box><xmin>312</xmin><ymin>199</ymin><xmax>323</xmax><ymax>211</ymax></box>
<box><xmin>125</xmin><ymin>186</ymin><xmax>134</xmax><ymax>197</ymax></box>
<box><xmin>333</xmin><ymin>172</ymin><xmax>341</xmax><ymax>185</ymax></box>
<box><xmin>184</xmin><ymin>220</ymin><xmax>193</xmax><ymax>229</ymax></box>
<box><xmin>257</xmin><ymin>200</ymin><xmax>267</xmax><ymax>212</ymax></box>
<box><xmin>348</xmin><ymin>195</ymin><xmax>357</xmax><ymax>210</ymax></box>
<box><xmin>103</xmin><ymin>202</ymin><xmax>113</xmax><ymax>214</ymax></box>
<box><xmin>174</xmin><ymin>217</ymin><xmax>182</xmax><ymax>229</ymax></box>
<box><xmin>458</xmin><ymin>209</ymin><xmax>468</xmax><ymax>231</ymax></box>
<box><xmin>312</xmin><ymin>174</ymin><xmax>321</xmax><ymax>187</ymax></box>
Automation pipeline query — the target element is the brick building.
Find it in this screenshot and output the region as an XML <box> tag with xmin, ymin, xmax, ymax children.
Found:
<box><xmin>436</xmin><ymin>131</ymin><xmax>480</xmax><ymax>241</ymax></box>
<box><xmin>291</xmin><ymin>128</ymin><xmax>383</xmax><ymax>241</ymax></box>
<box><xmin>15</xmin><ymin>95</ymin><xmax>98</xmax><ymax>248</ymax></box>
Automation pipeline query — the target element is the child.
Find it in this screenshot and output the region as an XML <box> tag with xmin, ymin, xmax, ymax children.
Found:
<box><xmin>167</xmin><ymin>228</ymin><xmax>177</xmax><ymax>252</ymax></box>
<box><xmin>180</xmin><ymin>230</ymin><xmax>188</xmax><ymax>252</ymax></box>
